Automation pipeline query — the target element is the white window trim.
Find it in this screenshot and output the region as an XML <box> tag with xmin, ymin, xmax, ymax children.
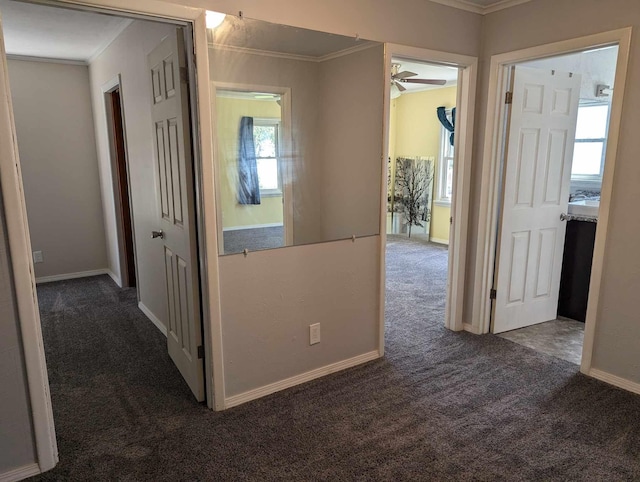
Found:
<box><xmin>254</xmin><ymin>117</ymin><xmax>282</xmax><ymax>196</ymax></box>
<box><xmin>571</xmin><ymin>102</ymin><xmax>610</xmax><ymax>182</ymax></box>
<box><xmin>436</xmin><ymin>111</ymin><xmax>454</xmax><ymax>206</ymax></box>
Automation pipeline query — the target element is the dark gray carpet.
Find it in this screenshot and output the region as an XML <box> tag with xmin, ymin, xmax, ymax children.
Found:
<box><xmin>223</xmin><ymin>226</ymin><xmax>284</xmax><ymax>254</ymax></box>
<box><xmin>32</xmin><ymin>236</ymin><xmax>640</xmax><ymax>481</ymax></box>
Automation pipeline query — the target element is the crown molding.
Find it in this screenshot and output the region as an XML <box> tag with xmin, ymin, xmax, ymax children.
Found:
<box><xmin>6</xmin><ymin>54</ymin><xmax>87</xmax><ymax>66</ymax></box>
<box><xmin>209</xmin><ymin>40</ymin><xmax>378</xmax><ymax>63</ymax></box>
<box><xmin>427</xmin><ymin>0</ymin><xmax>532</xmax><ymax>15</ymax></box>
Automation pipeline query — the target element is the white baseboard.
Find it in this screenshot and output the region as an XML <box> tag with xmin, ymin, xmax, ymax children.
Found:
<box><xmin>106</xmin><ymin>269</ymin><xmax>121</xmax><ymax>287</ymax></box>
<box><xmin>0</xmin><ymin>463</ymin><xmax>41</xmax><ymax>482</ymax></box>
<box><xmin>35</xmin><ymin>268</ymin><xmax>109</xmax><ymax>284</ymax></box>
<box><xmin>429</xmin><ymin>237</ymin><xmax>450</xmax><ymax>246</ymax></box>
<box><xmin>588</xmin><ymin>368</ymin><xmax>640</xmax><ymax>396</ymax></box>
<box><xmin>225</xmin><ymin>350</ymin><xmax>381</xmax><ymax>409</ymax></box>
<box><xmin>137</xmin><ymin>302</ymin><xmax>167</xmax><ymax>336</ymax></box>
<box><xmin>223</xmin><ymin>223</ymin><xmax>283</xmax><ymax>232</ymax></box>
<box><xmin>463</xmin><ymin>322</ymin><xmax>483</xmax><ymax>335</ymax></box>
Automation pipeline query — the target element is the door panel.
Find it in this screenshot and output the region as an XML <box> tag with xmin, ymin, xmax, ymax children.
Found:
<box><xmin>148</xmin><ymin>30</ymin><xmax>204</xmax><ymax>401</ymax></box>
<box><xmin>493</xmin><ymin>66</ymin><xmax>581</xmax><ymax>333</ymax></box>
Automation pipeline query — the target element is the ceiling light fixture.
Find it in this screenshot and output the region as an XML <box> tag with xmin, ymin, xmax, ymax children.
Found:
<box><xmin>206</xmin><ymin>10</ymin><xmax>226</xmax><ymax>29</ymax></box>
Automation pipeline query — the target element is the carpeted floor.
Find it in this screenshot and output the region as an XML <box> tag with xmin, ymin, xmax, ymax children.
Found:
<box><xmin>32</xmin><ymin>235</ymin><xmax>640</xmax><ymax>481</ymax></box>
<box><xmin>223</xmin><ymin>226</ymin><xmax>284</xmax><ymax>254</ymax></box>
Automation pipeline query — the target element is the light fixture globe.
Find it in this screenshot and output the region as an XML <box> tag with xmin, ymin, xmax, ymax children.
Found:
<box><xmin>206</xmin><ymin>10</ymin><xmax>225</xmax><ymax>29</ymax></box>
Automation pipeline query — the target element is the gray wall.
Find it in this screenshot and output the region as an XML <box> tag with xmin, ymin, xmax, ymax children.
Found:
<box><xmin>317</xmin><ymin>44</ymin><xmax>385</xmax><ymax>241</ymax></box>
<box><xmin>467</xmin><ymin>0</ymin><xmax>640</xmax><ymax>383</ymax></box>
<box><xmin>89</xmin><ymin>19</ymin><xmax>175</xmax><ymax>329</ymax></box>
<box><xmin>8</xmin><ymin>59</ymin><xmax>107</xmax><ymax>280</ymax></box>
<box><xmin>0</xmin><ymin>189</ymin><xmax>36</xmax><ymax>473</ymax></box>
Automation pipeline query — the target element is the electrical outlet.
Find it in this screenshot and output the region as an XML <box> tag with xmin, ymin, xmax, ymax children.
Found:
<box><xmin>309</xmin><ymin>323</ymin><xmax>321</xmax><ymax>345</ymax></box>
<box><xmin>32</xmin><ymin>251</ymin><xmax>43</xmax><ymax>264</ymax></box>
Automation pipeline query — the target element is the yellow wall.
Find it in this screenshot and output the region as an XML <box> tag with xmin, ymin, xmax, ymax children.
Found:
<box><xmin>389</xmin><ymin>86</ymin><xmax>457</xmax><ymax>243</ymax></box>
<box><xmin>216</xmin><ymin>96</ymin><xmax>283</xmax><ymax>229</ymax></box>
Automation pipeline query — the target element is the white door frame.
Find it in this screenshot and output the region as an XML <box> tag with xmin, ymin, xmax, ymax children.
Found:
<box><xmin>209</xmin><ymin>81</ymin><xmax>294</xmax><ymax>253</ymax></box>
<box><xmin>0</xmin><ymin>0</ymin><xmax>227</xmax><ymax>474</ymax></box>
<box><xmin>381</xmin><ymin>43</ymin><xmax>477</xmax><ymax>348</ymax></box>
<box><xmin>471</xmin><ymin>28</ymin><xmax>632</xmax><ymax>373</ymax></box>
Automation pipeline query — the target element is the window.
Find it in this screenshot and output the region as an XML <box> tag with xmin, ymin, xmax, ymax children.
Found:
<box><xmin>253</xmin><ymin>119</ymin><xmax>281</xmax><ymax>194</ymax></box>
<box><xmin>572</xmin><ymin>103</ymin><xmax>609</xmax><ymax>181</ymax></box>
<box><xmin>437</xmin><ymin>122</ymin><xmax>454</xmax><ymax>204</ymax></box>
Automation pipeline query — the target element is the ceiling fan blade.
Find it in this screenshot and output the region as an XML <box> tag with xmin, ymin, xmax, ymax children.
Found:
<box><xmin>393</xmin><ymin>80</ymin><xmax>406</xmax><ymax>92</ymax></box>
<box><xmin>394</xmin><ymin>70</ymin><xmax>417</xmax><ymax>80</ymax></box>
<box><xmin>400</xmin><ymin>78</ymin><xmax>447</xmax><ymax>86</ymax></box>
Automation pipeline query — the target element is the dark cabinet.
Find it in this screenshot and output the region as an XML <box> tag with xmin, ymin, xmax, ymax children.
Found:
<box><xmin>558</xmin><ymin>220</ymin><xmax>597</xmax><ymax>322</ymax></box>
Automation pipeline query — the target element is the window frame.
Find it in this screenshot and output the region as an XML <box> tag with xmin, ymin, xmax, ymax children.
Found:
<box><xmin>571</xmin><ymin>101</ymin><xmax>610</xmax><ymax>182</ymax></box>
<box><xmin>436</xmin><ymin>111</ymin><xmax>455</xmax><ymax>206</ymax></box>
<box><xmin>253</xmin><ymin>117</ymin><xmax>282</xmax><ymax>196</ymax></box>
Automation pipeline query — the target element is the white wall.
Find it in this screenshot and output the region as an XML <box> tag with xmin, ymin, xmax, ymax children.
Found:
<box><xmin>0</xmin><ymin>195</ymin><xmax>36</xmax><ymax>475</ymax></box>
<box><xmin>8</xmin><ymin>59</ymin><xmax>107</xmax><ymax>280</ymax></box>
<box><xmin>89</xmin><ymin>20</ymin><xmax>175</xmax><ymax>328</ymax></box>
<box><xmin>467</xmin><ymin>0</ymin><xmax>640</xmax><ymax>385</ymax></box>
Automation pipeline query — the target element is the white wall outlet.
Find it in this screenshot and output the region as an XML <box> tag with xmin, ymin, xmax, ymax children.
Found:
<box><xmin>309</xmin><ymin>323</ymin><xmax>321</xmax><ymax>345</ymax></box>
<box><xmin>32</xmin><ymin>251</ymin><xmax>44</xmax><ymax>264</ymax></box>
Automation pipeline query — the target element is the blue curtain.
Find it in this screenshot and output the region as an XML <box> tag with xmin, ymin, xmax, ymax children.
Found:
<box><xmin>437</xmin><ymin>106</ymin><xmax>456</xmax><ymax>146</ymax></box>
<box><xmin>237</xmin><ymin>116</ymin><xmax>261</xmax><ymax>205</ymax></box>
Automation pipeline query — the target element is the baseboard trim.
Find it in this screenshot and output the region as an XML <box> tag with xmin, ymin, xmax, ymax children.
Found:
<box><xmin>429</xmin><ymin>237</ymin><xmax>450</xmax><ymax>246</ymax></box>
<box><xmin>225</xmin><ymin>350</ymin><xmax>381</xmax><ymax>409</ymax></box>
<box><xmin>588</xmin><ymin>368</ymin><xmax>640</xmax><ymax>396</ymax></box>
<box><xmin>223</xmin><ymin>223</ymin><xmax>283</xmax><ymax>232</ymax></box>
<box><xmin>106</xmin><ymin>269</ymin><xmax>121</xmax><ymax>287</ymax></box>
<box><xmin>463</xmin><ymin>322</ymin><xmax>483</xmax><ymax>335</ymax></box>
<box><xmin>137</xmin><ymin>302</ymin><xmax>167</xmax><ymax>336</ymax></box>
<box><xmin>35</xmin><ymin>269</ymin><xmax>109</xmax><ymax>284</ymax></box>
<box><xmin>0</xmin><ymin>463</ymin><xmax>41</xmax><ymax>482</ymax></box>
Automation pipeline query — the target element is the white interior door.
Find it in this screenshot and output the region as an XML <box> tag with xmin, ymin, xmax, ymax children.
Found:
<box><xmin>492</xmin><ymin>66</ymin><xmax>581</xmax><ymax>334</ymax></box>
<box><xmin>148</xmin><ymin>30</ymin><xmax>204</xmax><ymax>401</ymax></box>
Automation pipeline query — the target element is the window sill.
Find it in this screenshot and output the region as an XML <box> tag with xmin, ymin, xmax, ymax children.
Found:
<box><xmin>260</xmin><ymin>190</ymin><xmax>282</xmax><ymax>197</ymax></box>
<box><xmin>434</xmin><ymin>200</ymin><xmax>451</xmax><ymax>208</ymax></box>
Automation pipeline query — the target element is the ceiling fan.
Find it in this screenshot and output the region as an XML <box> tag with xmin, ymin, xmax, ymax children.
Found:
<box><xmin>391</xmin><ymin>63</ymin><xmax>447</xmax><ymax>92</ymax></box>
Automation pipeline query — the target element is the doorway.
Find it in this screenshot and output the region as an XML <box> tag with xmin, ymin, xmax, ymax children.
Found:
<box><xmin>1</xmin><ymin>0</ymin><xmax>208</xmax><ymax>435</ymax></box>
<box><xmin>477</xmin><ymin>30</ymin><xmax>632</xmax><ymax>372</ymax></box>
<box><xmin>106</xmin><ymin>85</ymin><xmax>137</xmax><ymax>288</ymax></box>
<box><xmin>385</xmin><ymin>58</ymin><xmax>458</xmax><ymax>333</ymax></box>
<box><xmin>381</xmin><ymin>44</ymin><xmax>477</xmax><ymax>341</ymax></box>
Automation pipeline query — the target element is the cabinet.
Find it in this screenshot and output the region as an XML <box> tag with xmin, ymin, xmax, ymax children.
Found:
<box><xmin>558</xmin><ymin>219</ymin><xmax>596</xmax><ymax>322</ymax></box>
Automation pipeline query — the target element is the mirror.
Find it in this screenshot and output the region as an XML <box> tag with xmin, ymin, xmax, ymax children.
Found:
<box><xmin>209</xmin><ymin>16</ymin><xmax>384</xmax><ymax>255</ymax></box>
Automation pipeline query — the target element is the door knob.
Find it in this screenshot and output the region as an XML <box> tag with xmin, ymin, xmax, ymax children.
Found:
<box><xmin>560</xmin><ymin>213</ymin><xmax>569</xmax><ymax>221</ymax></box>
<box><xmin>152</xmin><ymin>230</ymin><xmax>164</xmax><ymax>239</ymax></box>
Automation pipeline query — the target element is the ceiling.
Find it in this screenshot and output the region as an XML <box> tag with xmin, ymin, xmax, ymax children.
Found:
<box><xmin>210</xmin><ymin>16</ymin><xmax>376</xmax><ymax>60</ymax></box>
<box><xmin>428</xmin><ymin>0</ymin><xmax>533</xmax><ymax>14</ymax></box>
<box><xmin>0</xmin><ymin>0</ymin><xmax>132</xmax><ymax>63</ymax></box>
<box><xmin>391</xmin><ymin>59</ymin><xmax>458</xmax><ymax>95</ymax></box>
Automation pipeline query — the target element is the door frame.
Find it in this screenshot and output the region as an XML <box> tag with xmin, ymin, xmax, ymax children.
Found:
<box><xmin>209</xmin><ymin>81</ymin><xmax>294</xmax><ymax>253</ymax></box>
<box><xmin>0</xmin><ymin>0</ymin><xmax>226</xmax><ymax>474</ymax></box>
<box><xmin>103</xmin><ymin>75</ymin><xmax>138</xmax><ymax>289</ymax></box>
<box><xmin>471</xmin><ymin>28</ymin><xmax>632</xmax><ymax>373</ymax></box>
<box><xmin>381</xmin><ymin>43</ymin><xmax>477</xmax><ymax>343</ymax></box>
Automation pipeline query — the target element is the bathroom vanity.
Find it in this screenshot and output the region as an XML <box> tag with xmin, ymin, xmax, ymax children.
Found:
<box><xmin>558</xmin><ymin>200</ymin><xmax>599</xmax><ymax>322</ymax></box>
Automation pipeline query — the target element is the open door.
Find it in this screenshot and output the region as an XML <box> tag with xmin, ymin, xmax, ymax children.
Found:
<box><xmin>493</xmin><ymin>66</ymin><xmax>581</xmax><ymax>334</ymax></box>
<box><xmin>148</xmin><ymin>29</ymin><xmax>205</xmax><ymax>401</ymax></box>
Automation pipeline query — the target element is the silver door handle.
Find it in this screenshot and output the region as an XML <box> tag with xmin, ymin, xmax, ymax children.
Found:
<box><xmin>152</xmin><ymin>230</ymin><xmax>164</xmax><ymax>239</ymax></box>
<box><xmin>560</xmin><ymin>213</ymin><xmax>569</xmax><ymax>221</ymax></box>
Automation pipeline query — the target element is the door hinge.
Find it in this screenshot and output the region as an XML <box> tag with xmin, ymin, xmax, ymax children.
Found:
<box><xmin>197</xmin><ymin>345</ymin><xmax>205</xmax><ymax>359</ymax></box>
<box><xmin>505</xmin><ymin>91</ymin><xmax>513</xmax><ymax>104</ymax></box>
<box><xmin>450</xmin><ymin>216</ymin><xmax>453</xmax><ymax>225</ymax></box>
<box><xmin>180</xmin><ymin>66</ymin><xmax>188</xmax><ymax>83</ymax></box>
<box><xmin>490</xmin><ymin>289</ymin><xmax>497</xmax><ymax>300</ymax></box>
